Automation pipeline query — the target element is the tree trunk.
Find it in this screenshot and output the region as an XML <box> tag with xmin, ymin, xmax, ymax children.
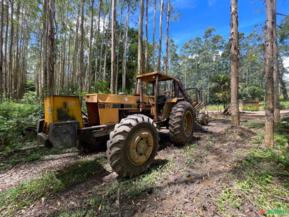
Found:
<box><xmin>42</xmin><ymin>0</ymin><xmax>48</xmax><ymax>96</ymax></box>
<box><xmin>152</xmin><ymin>0</ymin><xmax>156</xmax><ymax>70</ymax></box>
<box><xmin>230</xmin><ymin>0</ymin><xmax>240</xmax><ymax>126</ymax></box>
<box><xmin>264</xmin><ymin>0</ymin><xmax>275</xmax><ymax>147</ymax></box>
<box><xmin>78</xmin><ymin>0</ymin><xmax>85</xmax><ymax>92</ymax></box>
<box><xmin>0</xmin><ymin>0</ymin><xmax>4</xmax><ymax>99</ymax></box>
<box><xmin>272</xmin><ymin>1</ymin><xmax>280</xmax><ymax>124</ymax></box>
<box><xmin>157</xmin><ymin>0</ymin><xmax>164</xmax><ymax>73</ymax></box>
<box><xmin>145</xmin><ymin>0</ymin><xmax>149</xmax><ymax>72</ymax></box>
<box><xmin>4</xmin><ymin>0</ymin><xmax>9</xmax><ymax>98</ymax></box>
<box><xmin>138</xmin><ymin>0</ymin><xmax>145</xmax><ymax>74</ymax></box>
<box><xmin>14</xmin><ymin>1</ymin><xmax>21</xmax><ymax>98</ymax></box>
<box><xmin>165</xmin><ymin>0</ymin><xmax>171</xmax><ymax>75</ymax></box>
<box><xmin>103</xmin><ymin>3</ymin><xmax>111</xmax><ymax>81</ymax></box>
<box><xmin>87</xmin><ymin>0</ymin><xmax>95</xmax><ymax>91</ymax></box>
<box><xmin>8</xmin><ymin>0</ymin><xmax>14</xmax><ymax>98</ymax></box>
<box><xmin>110</xmin><ymin>0</ymin><xmax>117</xmax><ymax>93</ymax></box>
<box><xmin>47</xmin><ymin>0</ymin><xmax>56</xmax><ymax>96</ymax></box>
<box><xmin>94</xmin><ymin>0</ymin><xmax>102</xmax><ymax>84</ymax></box>
<box><xmin>72</xmin><ymin>2</ymin><xmax>81</xmax><ymax>90</ymax></box>
<box><xmin>122</xmin><ymin>0</ymin><xmax>130</xmax><ymax>92</ymax></box>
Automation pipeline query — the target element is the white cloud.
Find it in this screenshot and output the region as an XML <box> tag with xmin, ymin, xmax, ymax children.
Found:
<box><xmin>283</xmin><ymin>56</ymin><xmax>289</xmax><ymax>69</ymax></box>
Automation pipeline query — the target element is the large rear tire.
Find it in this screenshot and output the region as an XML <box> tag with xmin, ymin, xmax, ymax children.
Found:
<box><xmin>169</xmin><ymin>101</ymin><xmax>194</xmax><ymax>146</ymax></box>
<box><xmin>107</xmin><ymin>114</ymin><xmax>159</xmax><ymax>178</ymax></box>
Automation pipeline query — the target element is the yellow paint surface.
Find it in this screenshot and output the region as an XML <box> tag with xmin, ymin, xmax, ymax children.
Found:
<box><xmin>44</xmin><ymin>96</ymin><xmax>83</xmax><ymax>129</ymax></box>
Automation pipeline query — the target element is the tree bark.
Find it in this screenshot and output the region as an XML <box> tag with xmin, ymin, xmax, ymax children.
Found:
<box><xmin>8</xmin><ymin>0</ymin><xmax>14</xmax><ymax>98</ymax></box>
<box><xmin>165</xmin><ymin>0</ymin><xmax>171</xmax><ymax>75</ymax></box>
<box><xmin>87</xmin><ymin>0</ymin><xmax>95</xmax><ymax>91</ymax></box>
<box><xmin>14</xmin><ymin>0</ymin><xmax>21</xmax><ymax>98</ymax></box>
<box><xmin>264</xmin><ymin>0</ymin><xmax>275</xmax><ymax>147</ymax></box>
<box><xmin>272</xmin><ymin>1</ymin><xmax>280</xmax><ymax>124</ymax></box>
<box><xmin>42</xmin><ymin>0</ymin><xmax>48</xmax><ymax>96</ymax></box>
<box><xmin>78</xmin><ymin>0</ymin><xmax>85</xmax><ymax>92</ymax></box>
<box><xmin>122</xmin><ymin>0</ymin><xmax>130</xmax><ymax>92</ymax></box>
<box><xmin>4</xmin><ymin>0</ymin><xmax>9</xmax><ymax>97</ymax></box>
<box><xmin>152</xmin><ymin>0</ymin><xmax>156</xmax><ymax>70</ymax></box>
<box><xmin>94</xmin><ymin>0</ymin><xmax>102</xmax><ymax>84</ymax></box>
<box><xmin>0</xmin><ymin>0</ymin><xmax>4</xmax><ymax>99</ymax></box>
<box><xmin>145</xmin><ymin>0</ymin><xmax>149</xmax><ymax>72</ymax></box>
<box><xmin>230</xmin><ymin>0</ymin><xmax>240</xmax><ymax>126</ymax></box>
<box><xmin>157</xmin><ymin>0</ymin><xmax>164</xmax><ymax>73</ymax></box>
<box><xmin>138</xmin><ymin>0</ymin><xmax>145</xmax><ymax>74</ymax></box>
<box><xmin>72</xmin><ymin>1</ymin><xmax>81</xmax><ymax>90</ymax></box>
<box><xmin>110</xmin><ymin>0</ymin><xmax>117</xmax><ymax>93</ymax></box>
<box><xmin>47</xmin><ymin>0</ymin><xmax>56</xmax><ymax>96</ymax></box>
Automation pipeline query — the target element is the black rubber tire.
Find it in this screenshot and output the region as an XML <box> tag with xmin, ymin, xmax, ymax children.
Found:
<box><xmin>107</xmin><ymin>114</ymin><xmax>159</xmax><ymax>178</ymax></box>
<box><xmin>169</xmin><ymin>101</ymin><xmax>194</xmax><ymax>146</ymax></box>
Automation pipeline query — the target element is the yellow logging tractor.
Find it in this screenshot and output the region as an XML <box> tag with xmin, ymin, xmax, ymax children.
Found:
<box><xmin>37</xmin><ymin>72</ymin><xmax>208</xmax><ymax>177</ymax></box>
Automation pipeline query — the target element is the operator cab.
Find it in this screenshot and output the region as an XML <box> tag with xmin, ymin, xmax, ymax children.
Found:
<box><xmin>136</xmin><ymin>72</ymin><xmax>191</xmax><ymax>123</ymax></box>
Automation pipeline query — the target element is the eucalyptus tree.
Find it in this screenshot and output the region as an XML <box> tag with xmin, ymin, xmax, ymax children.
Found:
<box><xmin>165</xmin><ymin>0</ymin><xmax>171</xmax><ymax>75</ymax></box>
<box><xmin>137</xmin><ymin>0</ymin><xmax>144</xmax><ymax>74</ymax></box>
<box><xmin>157</xmin><ymin>0</ymin><xmax>164</xmax><ymax>73</ymax></box>
<box><xmin>264</xmin><ymin>0</ymin><xmax>275</xmax><ymax>147</ymax></box>
<box><xmin>272</xmin><ymin>1</ymin><xmax>280</xmax><ymax>123</ymax></box>
<box><xmin>110</xmin><ymin>0</ymin><xmax>117</xmax><ymax>93</ymax></box>
<box><xmin>230</xmin><ymin>0</ymin><xmax>240</xmax><ymax>126</ymax></box>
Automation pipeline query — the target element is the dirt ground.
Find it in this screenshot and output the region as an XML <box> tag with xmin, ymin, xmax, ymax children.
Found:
<box><xmin>0</xmin><ymin>112</ymin><xmax>287</xmax><ymax>217</ymax></box>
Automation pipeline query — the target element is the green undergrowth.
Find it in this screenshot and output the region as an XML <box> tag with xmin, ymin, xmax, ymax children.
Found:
<box><xmin>280</xmin><ymin>100</ymin><xmax>289</xmax><ymax>110</ymax></box>
<box><xmin>217</xmin><ymin>118</ymin><xmax>289</xmax><ymax>216</ymax></box>
<box><xmin>0</xmin><ymin>100</ymin><xmax>41</xmax><ymax>152</ymax></box>
<box><xmin>0</xmin><ymin>159</ymin><xmax>102</xmax><ymax>216</ymax></box>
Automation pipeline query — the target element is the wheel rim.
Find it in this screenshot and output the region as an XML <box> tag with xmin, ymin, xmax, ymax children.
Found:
<box><xmin>128</xmin><ymin>129</ymin><xmax>154</xmax><ymax>166</ymax></box>
<box><xmin>184</xmin><ymin>111</ymin><xmax>193</xmax><ymax>137</ymax></box>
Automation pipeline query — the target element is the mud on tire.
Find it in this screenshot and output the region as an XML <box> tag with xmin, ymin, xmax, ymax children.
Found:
<box><xmin>169</xmin><ymin>101</ymin><xmax>194</xmax><ymax>146</ymax></box>
<box><xmin>107</xmin><ymin>114</ymin><xmax>159</xmax><ymax>178</ymax></box>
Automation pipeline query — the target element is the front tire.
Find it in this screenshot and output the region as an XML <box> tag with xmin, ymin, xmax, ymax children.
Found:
<box><xmin>169</xmin><ymin>101</ymin><xmax>194</xmax><ymax>146</ymax></box>
<box><xmin>107</xmin><ymin>114</ymin><xmax>159</xmax><ymax>178</ymax></box>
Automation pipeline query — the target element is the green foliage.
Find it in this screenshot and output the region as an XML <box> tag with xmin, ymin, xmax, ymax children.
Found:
<box><xmin>20</xmin><ymin>91</ymin><xmax>40</xmax><ymax>104</ymax></box>
<box><xmin>0</xmin><ymin>101</ymin><xmax>41</xmax><ymax>151</ymax></box>
<box><xmin>280</xmin><ymin>100</ymin><xmax>289</xmax><ymax>110</ymax></box>
<box><xmin>92</xmin><ymin>80</ymin><xmax>110</xmax><ymax>93</ymax></box>
<box><xmin>210</xmin><ymin>74</ymin><xmax>230</xmax><ymax>105</ymax></box>
<box><xmin>240</xmin><ymin>85</ymin><xmax>264</xmax><ymax>101</ymax></box>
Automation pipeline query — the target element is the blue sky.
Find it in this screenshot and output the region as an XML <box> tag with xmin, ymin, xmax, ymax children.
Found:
<box><xmin>168</xmin><ymin>0</ymin><xmax>289</xmax><ymax>47</ymax></box>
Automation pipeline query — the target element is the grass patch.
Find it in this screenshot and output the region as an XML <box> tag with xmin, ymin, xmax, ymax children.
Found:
<box><xmin>216</xmin><ymin>147</ymin><xmax>289</xmax><ymax>216</ymax></box>
<box><xmin>207</xmin><ymin>104</ymin><xmax>224</xmax><ymax>111</ymax></box>
<box><xmin>216</xmin><ymin>118</ymin><xmax>289</xmax><ymax>216</ymax></box>
<box><xmin>0</xmin><ymin>147</ymin><xmax>71</xmax><ymax>172</ymax></box>
<box><xmin>280</xmin><ymin>100</ymin><xmax>289</xmax><ymax>110</ymax></box>
<box><xmin>0</xmin><ymin>159</ymin><xmax>103</xmax><ymax>216</ymax></box>
<box><xmin>183</xmin><ymin>143</ymin><xmax>198</xmax><ymax>166</ymax></box>
<box><xmin>217</xmin><ymin>188</ymin><xmax>242</xmax><ymax>216</ymax></box>
<box><xmin>241</xmin><ymin>120</ymin><xmax>264</xmax><ymax>129</ymax></box>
